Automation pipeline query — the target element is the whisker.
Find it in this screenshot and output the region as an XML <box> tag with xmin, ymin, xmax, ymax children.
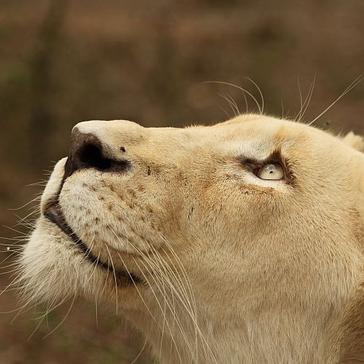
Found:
<box><xmin>204</xmin><ymin>80</ymin><xmax>262</xmax><ymax>114</ymax></box>
<box><xmin>132</xmin><ymin>256</ymin><xmax>185</xmax><ymax>364</ymax></box>
<box><xmin>128</xmin><ymin>240</ymin><xmax>200</xmax><ymax>362</ymax></box>
<box><xmin>8</xmin><ymin>195</ymin><xmax>41</xmax><ymax>211</ymax></box>
<box><xmin>218</xmin><ymin>93</ymin><xmax>240</xmax><ymax>117</ymax></box>
<box><xmin>309</xmin><ymin>74</ymin><xmax>363</xmax><ymax>126</ymax></box>
<box><xmin>297</xmin><ymin>75</ymin><xmax>316</xmax><ymax>122</ymax></box>
<box><xmin>27</xmin><ymin>314</ymin><xmax>46</xmax><ymax>341</ymax></box>
<box><xmin>114</xmin><ymin>233</ymin><xmax>187</xmax><ymax>363</ymax></box>
<box><xmin>149</xmin><ymin>246</ymin><xmax>200</xmax><ymax>363</ymax></box>
<box><xmin>14</xmin><ymin>210</ymin><xmax>39</xmax><ymax>226</ymax></box>
<box><xmin>0</xmin><ymin>237</ymin><xmax>29</xmax><ymax>243</ymax></box>
<box><xmin>104</xmin><ymin>243</ymin><xmax>119</xmax><ymax>315</ymax></box>
<box><xmin>116</xmin><ymin>251</ymin><xmax>158</xmax><ymax>324</ymax></box>
<box><xmin>130</xmin><ymin>338</ymin><xmax>147</xmax><ymax>364</ymax></box>
<box><xmin>295</xmin><ymin>77</ymin><xmax>304</xmax><ymax>121</ymax></box>
<box><xmin>1</xmin><ymin>225</ymin><xmax>28</xmax><ymax>236</ymax></box>
<box><xmin>42</xmin><ymin>293</ymin><xmax>77</xmax><ymax>339</ymax></box>
<box><xmin>148</xmin><ymin>245</ymin><xmax>204</xmax><ymax>363</ymax></box>
<box><xmin>245</xmin><ymin>77</ymin><xmax>265</xmax><ymax>114</ymax></box>
<box><xmin>84</xmin><ymin>249</ymin><xmax>101</xmax><ymax>328</ymax></box>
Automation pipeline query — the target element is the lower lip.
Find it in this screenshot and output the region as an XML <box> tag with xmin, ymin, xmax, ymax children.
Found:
<box><xmin>44</xmin><ymin>202</ymin><xmax>141</xmax><ymax>286</ymax></box>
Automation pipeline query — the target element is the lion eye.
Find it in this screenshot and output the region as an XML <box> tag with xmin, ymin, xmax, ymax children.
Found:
<box><xmin>256</xmin><ymin>163</ymin><xmax>284</xmax><ymax>180</ymax></box>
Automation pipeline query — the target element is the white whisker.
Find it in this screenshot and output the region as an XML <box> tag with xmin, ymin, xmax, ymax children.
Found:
<box><xmin>204</xmin><ymin>80</ymin><xmax>263</xmax><ymax>114</ymax></box>
<box><xmin>309</xmin><ymin>75</ymin><xmax>363</xmax><ymax>125</ymax></box>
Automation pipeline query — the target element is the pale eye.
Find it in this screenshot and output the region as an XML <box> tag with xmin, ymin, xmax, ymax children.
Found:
<box><xmin>257</xmin><ymin>163</ymin><xmax>284</xmax><ymax>180</ymax></box>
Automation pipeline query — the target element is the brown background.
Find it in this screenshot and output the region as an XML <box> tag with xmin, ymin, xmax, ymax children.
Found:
<box><xmin>0</xmin><ymin>0</ymin><xmax>363</xmax><ymax>363</ymax></box>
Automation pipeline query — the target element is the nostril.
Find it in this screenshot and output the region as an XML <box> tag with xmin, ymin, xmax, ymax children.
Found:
<box><xmin>64</xmin><ymin>130</ymin><xmax>131</xmax><ymax>178</ymax></box>
<box><xmin>74</xmin><ymin>142</ymin><xmax>130</xmax><ymax>173</ymax></box>
<box><xmin>77</xmin><ymin>143</ymin><xmax>112</xmax><ymax>171</ymax></box>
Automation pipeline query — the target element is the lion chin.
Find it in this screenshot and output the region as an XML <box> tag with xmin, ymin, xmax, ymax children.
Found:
<box><xmin>18</xmin><ymin>114</ymin><xmax>364</xmax><ymax>363</ymax></box>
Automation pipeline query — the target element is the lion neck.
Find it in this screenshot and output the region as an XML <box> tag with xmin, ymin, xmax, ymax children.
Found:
<box><xmin>125</xmin><ymin>297</ymin><xmax>343</xmax><ymax>363</ymax></box>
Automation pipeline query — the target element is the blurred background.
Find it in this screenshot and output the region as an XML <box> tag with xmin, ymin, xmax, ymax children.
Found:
<box><xmin>0</xmin><ymin>0</ymin><xmax>363</xmax><ymax>363</ymax></box>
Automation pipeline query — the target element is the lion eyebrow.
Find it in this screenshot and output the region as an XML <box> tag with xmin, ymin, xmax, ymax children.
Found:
<box><xmin>238</xmin><ymin>149</ymin><xmax>283</xmax><ymax>165</ymax></box>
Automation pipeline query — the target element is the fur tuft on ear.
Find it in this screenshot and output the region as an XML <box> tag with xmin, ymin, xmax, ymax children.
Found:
<box><xmin>343</xmin><ymin>132</ymin><xmax>364</xmax><ymax>152</ymax></box>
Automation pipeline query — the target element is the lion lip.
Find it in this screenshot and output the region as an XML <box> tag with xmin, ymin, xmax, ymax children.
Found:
<box><xmin>44</xmin><ymin>203</ymin><xmax>75</xmax><ymax>238</ymax></box>
<box><xmin>43</xmin><ymin>201</ymin><xmax>141</xmax><ymax>286</ymax></box>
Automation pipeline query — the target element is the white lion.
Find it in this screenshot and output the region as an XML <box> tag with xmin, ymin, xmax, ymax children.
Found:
<box><xmin>19</xmin><ymin>114</ymin><xmax>364</xmax><ymax>363</ymax></box>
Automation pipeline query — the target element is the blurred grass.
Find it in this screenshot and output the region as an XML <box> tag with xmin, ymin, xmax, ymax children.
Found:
<box><xmin>0</xmin><ymin>0</ymin><xmax>363</xmax><ymax>363</ymax></box>
<box><xmin>0</xmin><ymin>294</ymin><xmax>151</xmax><ymax>363</ymax></box>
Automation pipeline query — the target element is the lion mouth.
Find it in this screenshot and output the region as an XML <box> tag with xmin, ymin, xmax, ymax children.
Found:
<box><xmin>43</xmin><ymin>201</ymin><xmax>141</xmax><ymax>286</ymax></box>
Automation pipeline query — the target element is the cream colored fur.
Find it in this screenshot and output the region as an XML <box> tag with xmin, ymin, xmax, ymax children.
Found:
<box><xmin>19</xmin><ymin>114</ymin><xmax>364</xmax><ymax>363</ymax></box>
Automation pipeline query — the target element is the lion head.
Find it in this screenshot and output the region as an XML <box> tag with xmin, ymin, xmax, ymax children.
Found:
<box><xmin>19</xmin><ymin>114</ymin><xmax>364</xmax><ymax>363</ymax></box>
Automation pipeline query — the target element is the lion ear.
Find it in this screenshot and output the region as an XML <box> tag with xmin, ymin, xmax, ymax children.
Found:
<box><xmin>342</xmin><ymin>132</ymin><xmax>364</xmax><ymax>152</ymax></box>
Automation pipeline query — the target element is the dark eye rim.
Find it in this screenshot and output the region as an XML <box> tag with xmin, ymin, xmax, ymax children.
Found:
<box><xmin>238</xmin><ymin>150</ymin><xmax>294</xmax><ymax>184</ymax></box>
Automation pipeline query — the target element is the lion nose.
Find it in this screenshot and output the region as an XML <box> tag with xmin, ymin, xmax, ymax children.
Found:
<box><xmin>64</xmin><ymin>128</ymin><xmax>130</xmax><ymax>178</ymax></box>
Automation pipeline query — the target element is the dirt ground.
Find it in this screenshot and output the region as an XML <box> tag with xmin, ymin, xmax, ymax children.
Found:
<box><xmin>0</xmin><ymin>0</ymin><xmax>363</xmax><ymax>363</ymax></box>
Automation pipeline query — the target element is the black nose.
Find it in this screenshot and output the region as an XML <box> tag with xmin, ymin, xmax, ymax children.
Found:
<box><xmin>64</xmin><ymin>128</ymin><xmax>130</xmax><ymax>178</ymax></box>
